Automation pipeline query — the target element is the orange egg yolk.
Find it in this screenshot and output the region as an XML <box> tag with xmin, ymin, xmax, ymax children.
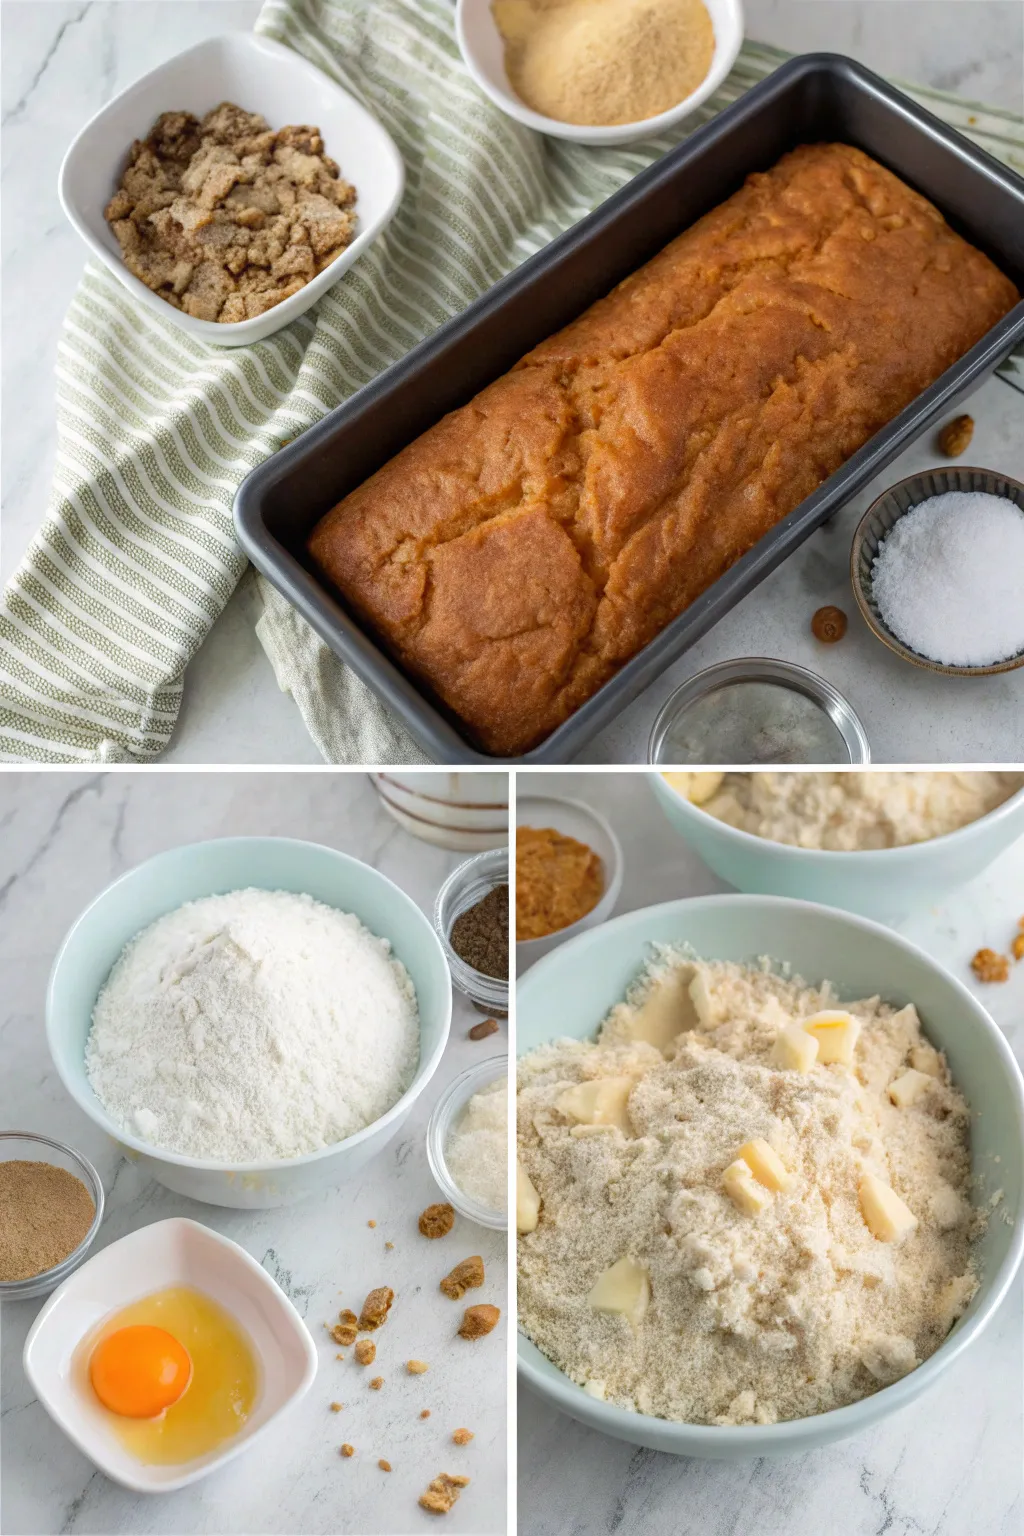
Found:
<box><xmin>89</xmin><ymin>1325</ymin><xmax>192</xmax><ymax>1419</ymax></box>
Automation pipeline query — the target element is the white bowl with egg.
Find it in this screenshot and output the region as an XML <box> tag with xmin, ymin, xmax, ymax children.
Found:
<box><xmin>46</xmin><ymin>837</ymin><xmax>452</xmax><ymax>1209</ymax></box>
<box><xmin>516</xmin><ymin>893</ymin><xmax>1024</xmax><ymax>1456</ymax></box>
<box><xmin>651</xmin><ymin>772</ymin><xmax>1024</xmax><ymax>921</ymax></box>
<box><xmin>58</xmin><ymin>32</ymin><xmax>404</xmax><ymax>346</ymax></box>
<box><xmin>426</xmin><ymin>1055</ymin><xmax>508</xmax><ymax>1230</ymax></box>
<box><xmin>23</xmin><ymin>1217</ymin><xmax>317</xmax><ymax>1493</ymax></box>
<box><xmin>456</xmin><ymin>0</ymin><xmax>744</xmax><ymax>146</ymax></box>
<box><xmin>516</xmin><ymin>796</ymin><xmax>624</xmax><ymax>970</ymax></box>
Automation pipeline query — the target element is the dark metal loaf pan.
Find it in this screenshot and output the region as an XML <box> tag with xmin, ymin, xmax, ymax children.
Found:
<box><xmin>234</xmin><ymin>53</ymin><xmax>1024</xmax><ymax>764</ymax></box>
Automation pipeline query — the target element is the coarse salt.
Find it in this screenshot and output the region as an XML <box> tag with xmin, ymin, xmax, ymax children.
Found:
<box><xmin>445</xmin><ymin>1077</ymin><xmax>508</xmax><ymax>1213</ymax></box>
<box><xmin>871</xmin><ymin>491</ymin><xmax>1024</xmax><ymax>667</ymax></box>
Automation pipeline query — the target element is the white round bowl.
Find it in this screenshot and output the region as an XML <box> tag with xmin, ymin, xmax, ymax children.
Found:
<box><xmin>517</xmin><ymin>893</ymin><xmax>1024</xmax><ymax>1456</ymax></box>
<box><xmin>46</xmin><ymin>838</ymin><xmax>452</xmax><ymax>1208</ymax></box>
<box><xmin>370</xmin><ymin>772</ymin><xmax>509</xmax><ymax>852</ymax></box>
<box><xmin>426</xmin><ymin>1054</ymin><xmax>508</xmax><ymax>1230</ymax></box>
<box><xmin>650</xmin><ymin>774</ymin><xmax>1024</xmax><ymax>921</ymax></box>
<box><xmin>456</xmin><ymin>0</ymin><xmax>744</xmax><ymax>146</ymax></box>
<box><xmin>516</xmin><ymin>796</ymin><xmax>624</xmax><ymax>970</ymax></box>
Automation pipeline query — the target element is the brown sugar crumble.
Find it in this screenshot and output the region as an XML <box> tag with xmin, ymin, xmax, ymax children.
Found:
<box><xmin>367</xmin><ymin>1219</ymin><xmax>377</xmax><ymax>1228</ymax></box>
<box><xmin>419</xmin><ymin>1472</ymin><xmax>470</xmax><ymax>1515</ymax></box>
<box><xmin>378</xmin><ymin>1459</ymin><xmax>392</xmax><ymax>1472</ymax></box>
<box><xmin>406</xmin><ymin>1359</ymin><xmax>429</xmax><ymax>1374</ymax></box>
<box><xmin>358</xmin><ymin>1287</ymin><xmax>394</xmax><ymax>1330</ymax></box>
<box><xmin>517</xmin><ymin>826</ymin><xmax>603</xmax><ymax>940</ymax></box>
<box><xmin>385</xmin><ymin>1241</ymin><xmax>394</xmax><ymax>1251</ymax></box>
<box><xmin>938</xmin><ymin>413</ymin><xmax>974</xmax><ymax>457</ymax></box>
<box><xmin>329</xmin><ymin>1308</ymin><xmax>359</xmax><ymax>1346</ymax></box>
<box><xmin>1013</xmin><ymin>933</ymin><xmax>1024</xmax><ymax>962</ymax></box>
<box><xmin>972</xmin><ymin>947</ymin><xmax>1010</xmax><ymax>983</ymax></box>
<box><xmin>459</xmin><ymin>1304</ymin><xmax>500</xmax><ymax>1340</ymax></box>
<box><xmin>440</xmin><ymin>1256</ymin><xmax>485</xmax><ymax>1300</ymax></box>
<box><xmin>419</xmin><ymin>1203</ymin><xmax>455</xmax><ymax>1239</ymax></box>
<box><xmin>354</xmin><ymin>1339</ymin><xmax>376</xmax><ymax>1366</ymax></box>
<box><xmin>468</xmin><ymin>1017</ymin><xmax>500</xmax><ymax>1041</ymax></box>
<box><xmin>369</xmin><ymin>1375</ymin><xmax>384</xmax><ymax>1391</ymax></box>
<box><xmin>330</xmin><ymin>1402</ymin><xmax>343</xmax><ymax>1413</ymax></box>
<box><xmin>340</xmin><ymin>1444</ymin><xmax>355</xmax><ymax>1458</ymax></box>
<box><xmin>104</xmin><ymin>103</ymin><xmax>357</xmax><ymax>322</ymax></box>
<box><xmin>452</xmin><ymin>1428</ymin><xmax>474</xmax><ymax>1445</ymax></box>
<box><xmin>420</xmin><ymin>1409</ymin><xmax>432</xmax><ymax>1419</ymax></box>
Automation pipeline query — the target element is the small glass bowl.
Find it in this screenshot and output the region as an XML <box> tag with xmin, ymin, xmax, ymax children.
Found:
<box><xmin>433</xmin><ymin>847</ymin><xmax>509</xmax><ymax>1015</ymax></box>
<box><xmin>0</xmin><ymin>1132</ymin><xmax>105</xmax><ymax>1300</ymax></box>
<box><xmin>425</xmin><ymin>1056</ymin><xmax>508</xmax><ymax>1231</ymax></box>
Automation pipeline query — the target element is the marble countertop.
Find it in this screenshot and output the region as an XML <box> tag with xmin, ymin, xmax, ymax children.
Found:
<box><xmin>2</xmin><ymin>0</ymin><xmax>1023</xmax><ymax>765</ymax></box>
<box><xmin>0</xmin><ymin>771</ymin><xmax>507</xmax><ymax>1535</ymax></box>
<box><xmin>517</xmin><ymin>771</ymin><xmax>1024</xmax><ymax>1536</ymax></box>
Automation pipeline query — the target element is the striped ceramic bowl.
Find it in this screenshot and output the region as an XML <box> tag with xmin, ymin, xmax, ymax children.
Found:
<box><xmin>850</xmin><ymin>465</ymin><xmax>1024</xmax><ymax>677</ymax></box>
<box><xmin>369</xmin><ymin>773</ymin><xmax>509</xmax><ymax>852</ymax></box>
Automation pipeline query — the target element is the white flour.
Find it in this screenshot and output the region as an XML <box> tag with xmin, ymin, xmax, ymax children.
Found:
<box><xmin>86</xmin><ymin>889</ymin><xmax>420</xmax><ymax>1161</ymax></box>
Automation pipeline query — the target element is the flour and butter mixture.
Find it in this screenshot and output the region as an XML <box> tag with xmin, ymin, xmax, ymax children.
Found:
<box><xmin>86</xmin><ymin>889</ymin><xmax>420</xmax><ymax>1161</ymax></box>
<box><xmin>667</xmin><ymin>770</ymin><xmax>1023</xmax><ymax>849</ymax></box>
<box><xmin>517</xmin><ymin>953</ymin><xmax>980</xmax><ymax>1425</ymax></box>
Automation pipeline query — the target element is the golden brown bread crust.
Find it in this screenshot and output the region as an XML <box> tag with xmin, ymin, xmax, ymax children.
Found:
<box><xmin>307</xmin><ymin>144</ymin><xmax>1019</xmax><ymax>755</ymax></box>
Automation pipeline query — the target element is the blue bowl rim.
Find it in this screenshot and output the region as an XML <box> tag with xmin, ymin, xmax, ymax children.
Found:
<box><xmin>651</xmin><ymin>771</ymin><xmax>1024</xmax><ymax>868</ymax></box>
<box><xmin>45</xmin><ymin>836</ymin><xmax>453</xmax><ymax>1174</ymax></box>
<box><xmin>515</xmin><ymin>890</ymin><xmax>1024</xmax><ymax>1450</ymax></box>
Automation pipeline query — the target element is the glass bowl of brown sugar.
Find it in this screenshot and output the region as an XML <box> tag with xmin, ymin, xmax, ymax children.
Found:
<box><xmin>0</xmin><ymin>1132</ymin><xmax>105</xmax><ymax>1300</ymax></box>
<box><xmin>433</xmin><ymin>848</ymin><xmax>509</xmax><ymax>1016</ymax></box>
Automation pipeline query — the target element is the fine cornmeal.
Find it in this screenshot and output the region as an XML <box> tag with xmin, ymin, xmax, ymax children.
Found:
<box><xmin>86</xmin><ymin>889</ymin><xmax>419</xmax><ymax>1162</ymax></box>
<box><xmin>492</xmin><ymin>0</ymin><xmax>715</xmax><ymax>127</ymax></box>
<box><xmin>872</xmin><ymin>491</ymin><xmax>1024</xmax><ymax>666</ymax></box>
<box><xmin>517</xmin><ymin>952</ymin><xmax>981</xmax><ymax>1425</ymax></box>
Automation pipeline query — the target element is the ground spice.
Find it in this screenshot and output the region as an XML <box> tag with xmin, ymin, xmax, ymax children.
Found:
<box><xmin>0</xmin><ymin>1160</ymin><xmax>96</xmax><ymax>1282</ymax></box>
<box><xmin>516</xmin><ymin>826</ymin><xmax>603</xmax><ymax>941</ymax></box>
<box><xmin>449</xmin><ymin>886</ymin><xmax>508</xmax><ymax>979</ymax></box>
<box><xmin>493</xmin><ymin>0</ymin><xmax>715</xmax><ymax>127</ymax></box>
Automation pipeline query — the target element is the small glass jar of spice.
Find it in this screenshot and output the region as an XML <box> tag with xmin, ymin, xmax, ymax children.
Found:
<box><xmin>433</xmin><ymin>848</ymin><xmax>509</xmax><ymax>1015</ymax></box>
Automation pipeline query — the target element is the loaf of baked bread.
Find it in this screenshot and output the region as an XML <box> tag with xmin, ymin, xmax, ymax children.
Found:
<box><xmin>308</xmin><ymin>143</ymin><xmax>1018</xmax><ymax>755</ymax></box>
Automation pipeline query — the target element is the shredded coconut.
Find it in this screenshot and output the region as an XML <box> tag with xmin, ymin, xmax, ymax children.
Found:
<box><xmin>697</xmin><ymin>770</ymin><xmax>1023</xmax><ymax>850</ymax></box>
<box><xmin>871</xmin><ymin>491</ymin><xmax>1024</xmax><ymax>666</ymax></box>
<box><xmin>446</xmin><ymin>1077</ymin><xmax>508</xmax><ymax>1212</ymax></box>
<box><xmin>86</xmin><ymin>889</ymin><xmax>420</xmax><ymax>1161</ymax></box>
<box><xmin>517</xmin><ymin>952</ymin><xmax>980</xmax><ymax>1426</ymax></box>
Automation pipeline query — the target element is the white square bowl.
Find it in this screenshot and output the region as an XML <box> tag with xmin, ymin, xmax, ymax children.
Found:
<box><xmin>58</xmin><ymin>32</ymin><xmax>405</xmax><ymax>347</ymax></box>
<box><xmin>23</xmin><ymin>1218</ymin><xmax>318</xmax><ymax>1493</ymax></box>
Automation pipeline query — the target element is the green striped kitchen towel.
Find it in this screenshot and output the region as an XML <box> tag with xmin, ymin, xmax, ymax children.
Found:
<box><xmin>1</xmin><ymin>0</ymin><xmax>1022</xmax><ymax>763</ymax></box>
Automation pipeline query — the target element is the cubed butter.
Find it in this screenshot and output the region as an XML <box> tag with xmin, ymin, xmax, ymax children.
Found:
<box><xmin>909</xmin><ymin>1043</ymin><xmax>943</xmax><ymax>1078</ymax></box>
<box><xmin>801</xmin><ymin>1010</ymin><xmax>861</xmax><ymax>1066</ymax></box>
<box><xmin>723</xmin><ymin>1158</ymin><xmax>773</xmax><ymax>1215</ymax></box>
<box><xmin>888</xmin><ymin>1068</ymin><xmax>933</xmax><ymax>1108</ymax></box>
<box><xmin>771</xmin><ymin>1023</ymin><xmax>819</xmax><ymax>1073</ymax></box>
<box><xmin>621</xmin><ymin>969</ymin><xmax>697</xmax><ymax>1053</ymax></box>
<box><xmin>587</xmin><ymin>1257</ymin><xmax>650</xmax><ymax>1327</ymax></box>
<box><xmin>859</xmin><ymin>1173</ymin><xmax>918</xmax><ymax>1242</ymax></box>
<box><xmin>582</xmin><ymin>1379</ymin><xmax>606</xmax><ymax>1399</ymax></box>
<box><xmin>556</xmin><ymin>1077</ymin><xmax>634</xmax><ymax>1134</ymax></box>
<box><xmin>661</xmin><ymin>771</ymin><xmax>725</xmax><ymax>805</ymax></box>
<box><xmin>516</xmin><ymin>1159</ymin><xmax>541</xmax><ymax>1233</ymax></box>
<box><xmin>737</xmin><ymin>1138</ymin><xmax>793</xmax><ymax>1193</ymax></box>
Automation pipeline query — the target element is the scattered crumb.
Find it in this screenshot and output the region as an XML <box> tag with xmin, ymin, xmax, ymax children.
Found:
<box><xmin>369</xmin><ymin>1376</ymin><xmax>384</xmax><ymax>1391</ymax></box>
<box><xmin>459</xmin><ymin>1304</ymin><xmax>500</xmax><ymax>1340</ymax></box>
<box><xmin>419</xmin><ymin>1472</ymin><xmax>470</xmax><ymax>1515</ymax></box>
<box><xmin>1012</xmin><ymin>933</ymin><xmax>1024</xmax><ymax>962</ymax></box>
<box><xmin>340</xmin><ymin>1444</ymin><xmax>354</xmax><ymax>1458</ymax></box>
<box><xmin>452</xmin><ymin>1428</ymin><xmax>474</xmax><ymax>1445</ymax></box>
<box><xmin>335</xmin><ymin>1353</ymin><xmax>345</xmax><ymax>1361</ymax></box>
<box><xmin>419</xmin><ymin>1203</ymin><xmax>455</xmax><ymax>1239</ymax></box>
<box><xmin>330</xmin><ymin>1402</ymin><xmax>343</xmax><ymax>1413</ymax></box>
<box><xmin>972</xmin><ymin>947</ymin><xmax>1010</xmax><ymax>983</ymax></box>
<box><xmin>329</xmin><ymin>1309</ymin><xmax>359</xmax><ymax>1346</ymax></box>
<box><xmin>407</xmin><ymin>1359</ymin><xmax>429</xmax><ymax>1374</ymax></box>
<box><xmin>358</xmin><ymin>1287</ymin><xmax>394</xmax><ymax>1330</ymax></box>
<box><xmin>440</xmin><ymin>1255</ymin><xmax>485</xmax><ymax>1300</ymax></box>
<box><xmin>355</xmin><ymin>1339</ymin><xmax>376</xmax><ymax>1366</ymax></box>
<box><xmin>938</xmin><ymin>413</ymin><xmax>974</xmax><ymax>457</ymax></box>
<box><xmin>379</xmin><ymin>1459</ymin><xmax>392</xmax><ymax>1472</ymax></box>
<box><xmin>385</xmin><ymin>1241</ymin><xmax>394</xmax><ymax>1251</ymax></box>
<box><xmin>420</xmin><ymin>1409</ymin><xmax>431</xmax><ymax>1419</ymax></box>
<box><xmin>367</xmin><ymin>1219</ymin><xmax>377</xmax><ymax>1228</ymax></box>
<box><xmin>468</xmin><ymin>1018</ymin><xmax>499</xmax><ymax>1041</ymax></box>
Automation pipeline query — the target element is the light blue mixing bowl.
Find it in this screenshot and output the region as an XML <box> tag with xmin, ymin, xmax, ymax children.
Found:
<box><xmin>517</xmin><ymin>894</ymin><xmax>1024</xmax><ymax>1457</ymax></box>
<box><xmin>651</xmin><ymin>774</ymin><xmax>1024</xmax><ymax>920</ymax></box>
<box><xmin>47</xmin><ymin>837</ymin><xmax>452</xmax><ymax>1208</ymax></box>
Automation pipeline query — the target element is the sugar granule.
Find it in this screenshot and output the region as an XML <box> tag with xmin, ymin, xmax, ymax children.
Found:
<box><xmin>871</xmin><ymin>491</ymin><xmax>1024</xmax><ymax>666</ymax></box>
